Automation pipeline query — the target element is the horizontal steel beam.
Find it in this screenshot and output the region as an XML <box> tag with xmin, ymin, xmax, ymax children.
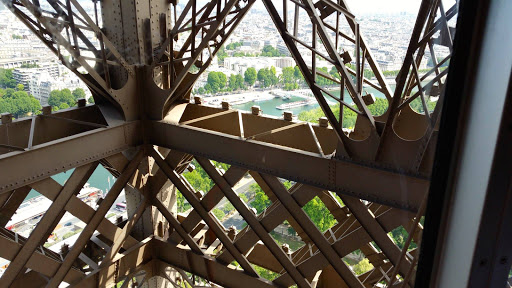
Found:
<box><xmin>0</xmin><ymin>121</ymin><xmax>141</xmax><ymax>194</ymax></box>
<box><xmin>153</xmin><ymin>238</ymin><xmax>276</xmax><ymax>288</ymax></box>
<box><xmin>149</xmin><ymin>121</ymin><xmax>428</xmax><ymax>211</ymax></box>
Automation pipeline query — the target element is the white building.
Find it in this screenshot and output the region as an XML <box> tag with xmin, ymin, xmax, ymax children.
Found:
<box><xmin>29</xmin><ymin>70</ymin><xmax>91</xmax><ymax>105</ymax></box>
<box><xmin>223</xmin><ymin>57</ymin><xmax>295</xmax><ymax>76</ymax></box>
<box><xmin>13</xmin><ymin>62</ymin><xmax>60</xmax><ymax>89</ymax></box>
<box><xmin>28</xmin><ymin>72</ymin><xmax>55</xmax><ymax>105</ymax></box>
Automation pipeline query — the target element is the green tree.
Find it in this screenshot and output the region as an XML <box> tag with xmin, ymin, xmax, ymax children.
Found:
<box><xmin>352</xmin><ymin>258</ymin><xmax>374</xmax><ymax>275</ymax></box>
<box><xmin>235</xmin><ymin>74</ymin><xmax>244</xmax><ymax>90</ymax></box>
<box><xmin>176</xmin><ymin>191</ymin><xmax>191</xmax><ymax>213</ymax></box>
<box><xmin>293</xmin><ymin>66</ymin><xmax>304</xmax><ymax>84</ymax></box>
<box><xmin>303</xmin><ymin>196</ymin><xmax>337</xmax><ymax>232</ymax></box>
<box><xmin>261</xmin><ymin>45</ymin><xmax>284</xmax><ymax>57</ymax></box>
<box><xmin>212</xmin><ymin>208</ymin><xmax>225</xmax><ymax>221</ymax></box>
<box><xmin>239</xmin><ymin>193</ymin><xmax>248</xmax><ymax>203</ymax></box>
<box><xmin>297</xmin><ymin>98</ymin><xmax>389</xmax><ymax>129</ymax></box>
<box><xmin>223</xmin><ymin>202</ymin><xmax>235</xmax><ymax>213</ymax></box>
<box><xmin>48</xmin><ymin>89</ymin><xmax>76</xmax><ymax>109</ymax></box>
<box><xmin>253</xmin><ymin>265</ymin><xmax>279</xmax><ymax>281</ymax></box>
<box><xmin>0</xmin><ymin>69</ymin><xmax>17</xmax><ymax>89</ymax></box>
<box><xmin>59</xmin><ymin>103</ymin><xmax>70</xmax><ymax>110</ymax></box>
<box><xmin>217</xmin><ymin>46</ymin><xmax>228</xmax><ymax>64</ymax></box>
<box><xmin>206</xmin><ymin>71</ymin><xmax>227</xmax><ymax>94</ymax></box>
<box><xmin>0</xmin><ymin>90</ymin><xmax>41</xmax><ymax>118</ymax></box>
<box><xmin>244</xmin><ymin>67</ymin><xmax>257</xmax><ymax>86</ymax></box>
<box><xmin>183</xmin><ymin>160</ymin><xmax>213</xmax><ymax>193</ymax></box>
<box><xmin>281</xmin><ymin>67</ymin><xmax>295</xmax><ymax>84</ymax></box>
<box><xmin>72</xmin><ymin>88</ymin><xmax>86</xmax><ymax>99</ymax></box>
<box><xmin>329</xmin><ymin>66</ymin><xmax>341</xmax><ymax>79</ymax></box>
<box><xmin>16</xmin><ymin>84</ymin><xmax>24</xmax><ymax>91</ymax></box>
<box><xmin>229</xmin><ymin>74</ymin><xmax>241</xmax><ymax>91</ymax></box>
<box><xmin>257</xmin><ymin>68</ymin><xmax>277</xmax><ymax>88</ymax></box>
<box><xmin>249</xmin><ymin>183</ymin><xmax>271</xmax><ymax>213</ymax></box>
<box><xmin>88</xmin><ymin>97</ymin><xmax>95</xmax><ymax>104</ymax></box>
<box><xmin>226</xmin><ymin>41</ymin><xmax>243</xmax><ymax>50</ymax></box>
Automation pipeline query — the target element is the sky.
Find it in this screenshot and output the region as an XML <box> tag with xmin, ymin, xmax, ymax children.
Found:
<box><xmin>249</xmin><ymin>0</ymin><xmax>424</xmax><ymax>15</ymax></box>
<box><xmin>185</xmin><ymin>0</ymin><xmax>458</xmax><ymax>17</ymax></box>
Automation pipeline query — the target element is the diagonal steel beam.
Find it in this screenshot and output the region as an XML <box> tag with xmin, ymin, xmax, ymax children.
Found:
<box><xmin>259</xmin><ymin>173</ymin><xmax>365</xmax><ymax>288</ymax></box>
<box><xmin>0</xmin><ymin>232</ymin><xmax>86</xmax><ymax>284</ymax></box>
<box><xmin>150</xmin><ymin>148</ymin><xmax>259</xmax><ymax>277</ymax></box>
<box><xmin>153</xmin><ymin>197</ymin><xmax>204</xmax><ymax>254</ymax></box>
<box><xmin>0</xmin><ymin>162</ymin><xmax>98</xmax><ymax>286</ymax></box>
<box><xmin>0</xmin><ymin>186</ymin><xmax>31</xmax><ymax>227</ymax></box>
<box><xmin>154</xmin><ymin>239</ymin><xmax>278</xmax><ymax>288</ymax></box>
<box><xmin>30</xmin><ymin>177</ymin><xmax>139</xmax><ymax>250</ymax></box>
<box><xmin>197</xmin><ymin>157</ymin><xmax>312</xmax><ymax>288</ymax></box>
<box><xmin>167</xmin><ymin>165</ymin><xmax>248</xmax><ymax>244</ymax></box>
<box><xmin>46</xmin><ymin>150</ymin><xmax>144</xmax><ymax>287</ymax></box>
<box><xmin>340</xmin><ymin>196</ymin><xmax>413</xmax><ymax>286</ymax></box>
<box><xmin>98</xmin><ymin>198</ymin><xmax>149</xmax><ymax>269</ymax></box>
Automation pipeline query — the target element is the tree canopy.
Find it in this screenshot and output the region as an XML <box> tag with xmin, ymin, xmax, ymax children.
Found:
<box><xmin>72</xmin><ymin>88</ymin><xmax>86</xmax><ymax>99</ymax></box>
<box><xmin>48</xmin><ymin>89</ymin><xmax>75</xmax><ymax>110</ymax></box>
<box><xmin>0</xmin><ymin>69</ymin><xmax>17</xmax><ymax>89</ymax></box>
<box><xmin>229</xmin><ymin>74</ymin><xmax>245</xmax><ymax>91</ymax></box>
<box><xmin>257</xmin><ymin>67</ymin><xmax>278</xmax><ymax>88</ymax></box>
<box><xmin>244</xmin><ymin>67</ymin><xmax>257</xmax><ymax>86</ymax></box>
<box><xmin>48</xmin><ymin>88</ymin><xmax>89</xmax><ymax>111</ymax></box>
<box><xmin>261</xmin><ymin>45</ymin><xmax>285</xmax><ymax>57</ymax></box>
<box><xmin>298</xmin><ymin>98</ymin><xmax>390</xmax><ymax>129</ymax></box>
<box><xmin>205</xmin><ymin>71</ymin><xmax>227</xmax><ymax>94</ymax></box>
<box><xmin>0</xmin><ymin>88</ymin><xmax>41</xmax><ymax>118</ymax></box>
<box><xmin>226</xmin><ymin>41</ymin><xmax>243</xmax><ymax>50</ymax></box>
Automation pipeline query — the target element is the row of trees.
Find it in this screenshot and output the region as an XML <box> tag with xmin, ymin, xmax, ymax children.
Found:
<box><xmin>0</xmin><ymin>86</ymin><xmax>41</xmax><ymax>118</ymax></box>
<box><xmin>298</xmin><ymin>98</ymin><xmax>390</xmax><ymax>129</ymax></box>
<box><xmin>48</xmin><ymin>88</ymin><xmax>87</xmax><ymax>111</ymax></box>
<box><xmin>196</xmin><ymin>64</ymin><xmax>345</xmax><ymax>95</ymax></box>
<box><xmin>297</xmin><ymin>96</ymin><xmax>436</xmax><ymax>128</ymax></box>
<box><xmin>0</xmin><ymin>68</ymin><xmax>94</xmax><ymax>118</ymax></box>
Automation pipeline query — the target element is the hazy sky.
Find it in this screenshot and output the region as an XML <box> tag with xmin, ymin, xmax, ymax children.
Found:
<box><xmin>249</xmin><ymin>0</ymin><xmax>424</xmax><ymax>15</ymax></box>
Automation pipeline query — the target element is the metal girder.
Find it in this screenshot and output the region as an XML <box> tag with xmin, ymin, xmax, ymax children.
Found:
<box><xmin>72</xmin><ymin>237</ymin><xmax>153</xmax><ymax>288</ymax></box>
<box><xmin>377</xmin><ymin>0</ymin><xmax>459</xmax><ymax>171</ymax></box>
<box><xmin>0</xmin><ymin>0</ymin><xmax>456</xmax><ymax>286</ymax></box>
<box><xmin>0</xmin><ymin>163</ymin><xmax>98</xmax><ymax>286</ymax></box>
<box><xmin>0</xmin><ymin>0</ymin><xmax>137</xmax><ymax>116</ymax></box>
<box><xmin>150</xmin><ymin>148</ymin><xmax>259</xmax><ymax>277</ymax></box>
<box><xmin>149</xmin><ymin>119</ymin><xmax>428</xmax><ymax>211</ymax></box>
<box><xmin>46</xmin><ymin>150</ymin><xmax>144</xmax><ymax>287</ymax></box>
<box><xmin>30</xmin><ymin>177</ymin><xmax>139</xmax><ymax>250</ymax></box>
<box><xmin>0</xmin><ymin>121</ymin><xmax>140</xmax><ymax>194</ymax></box>
<box><xmin>144</xmin><ymin>0</ymin><xmax>256</xmax><ymax>119</ymax></box>
<box><xmin>259</xmin><ymin>173</ymin><xmax>364</xmax><ymax>288</ymax></box>
<box><xmin>153</xmin><ymin>239</ymin><xmax>277</xmax><ymax>288</ymax></box>
<box><xmin>0</xmin><ymin>186</ymin><xmax>31</xmax><ymax>227</ymax></box>
<box><xmin>196</xmin><ymin>157</ymin><xmax>312</xmax><ymax>288</ymax></box>
<box><xmin>0</xmin><ymin>231</ymin><xmax>86</xmax><ymax>284</ymax></box>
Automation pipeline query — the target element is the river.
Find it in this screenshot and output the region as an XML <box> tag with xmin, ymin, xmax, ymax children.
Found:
<box><xmin>232</xmin><ymin>84</ymin><xmax>394</xmax><ymax>117</ymax></box>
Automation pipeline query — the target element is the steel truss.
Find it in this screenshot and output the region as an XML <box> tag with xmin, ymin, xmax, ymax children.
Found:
<box><xmin>0</xmin><ymin>0</ymin><xmax>459</xmax><ymax>287</ymax></box>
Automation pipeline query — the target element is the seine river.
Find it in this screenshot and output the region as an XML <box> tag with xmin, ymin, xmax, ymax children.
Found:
<box><xmin>26</xmin><ymin>165</ymin><xmax>115</xmax><ymax>201</ymax></box>
<box><xmin>26</xmin><ymin>84</ymin><xmax>395</xmax><ymax>201</ymax></box>
<box><xmin>233</xmin><ymin>85</ymin><xmax>392</xmax><ymax>117</ymax></box>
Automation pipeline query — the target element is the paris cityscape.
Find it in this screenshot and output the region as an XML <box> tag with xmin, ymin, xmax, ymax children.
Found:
<box><xmin>0</xmin><ymin>0</ymin><xmax>455</xmax><ymax>285</ymax></box>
